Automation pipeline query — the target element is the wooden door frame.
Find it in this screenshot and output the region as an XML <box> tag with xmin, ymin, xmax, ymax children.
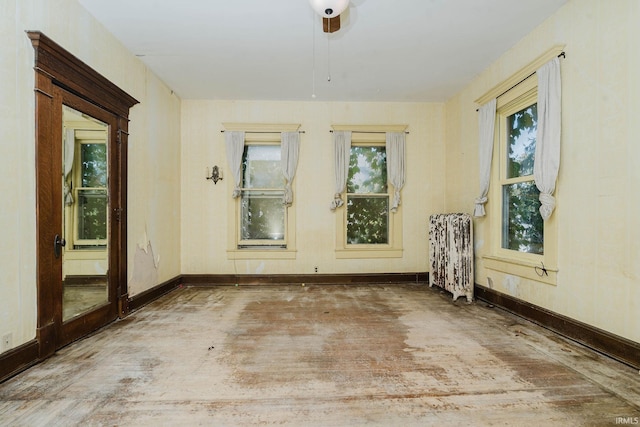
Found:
<box><xmin>28</xmin><ymin>32</ymin><xmax>138</xmax><ymax>358</ymax></box>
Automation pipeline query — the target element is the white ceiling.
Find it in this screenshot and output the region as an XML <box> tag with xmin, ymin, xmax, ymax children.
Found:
<box><xmin>78</xmin><ymin>0</ymin><xmax>567</xmax><ymax>102</ymax></box>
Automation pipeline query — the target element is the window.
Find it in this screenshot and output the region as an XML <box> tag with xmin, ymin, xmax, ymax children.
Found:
<box><xmin>333</xmin><ymin>126</ymin><xmax>404</xmax><ymax>259</ymax></box>
<box><xmin>346</xmin><ymin>145</ymin><xmax>389</xmax><ymax>244</ymax></box>
<box><xmin>62</xmin><ymin>120</ymin><xmax>109</xmax><ymax>250</ymax></box>
<box><xmin>477</xmin><ymin>46</ymin><xmax>562</xmax><ymax>285</ymax></box>
<box><xmin>224</xmin><ymin>124</ymin><xmax>299</xmax><ymax>260</ymax></box>
<box><xmin>239</xmin><ymin>144</ymin><xmax>286</xmax><ymax>247</ymax></box>
<box><xmin>500</xmin><ymin>102</ymin><xmax>543</xmax><ymax>255</ymax></box>
<box><xmin>75</xmin><ymin>140</ymin><xmax>108</xmax><ymax>247</ymax></box>
<box><xmin>484</xmin><ymin>73</ymin><xmax>558</xmax><ymax>285</ymax></box>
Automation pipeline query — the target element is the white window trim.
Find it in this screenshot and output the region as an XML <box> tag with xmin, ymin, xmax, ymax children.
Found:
<box><xmin>237</xmin><ymin>142</ymin><xmax>287</xmax><ymax>248</ymax></box>
<box><xmin>496</xmin><ymin>83</ymin><xmax>539</xmax><ymax>259</ymax></box>
<box><xmin>333</xmin><ymin>125</ymin><xmax>405</xmax><ymax>259</ymax></box>
<box><xmin>224</xmin><ymin>124</ymin><xmax>299</xmax><ymax>260</ymax></box>
<box><xmin>64</xmin><ymin>127</ymin><xmax>109</xmax><ymax>250</ymax></box>
<box><xmin>484</xmin><ymin>72</ymin><xmax>558</xmax><ymax>285</ymax></box>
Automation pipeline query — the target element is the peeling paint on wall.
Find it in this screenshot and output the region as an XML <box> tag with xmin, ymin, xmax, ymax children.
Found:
<box><xmin>487</xmin><ymin>277</ymin><xmax>494</xmax><ymax>289</ymax></box>
<box><xmin>129</xmin><ymin>241</ymin><xmax>159</xmax><ymax>295</ymax></box>
<box><xmin>93</xmin><ymin>261</ymin><xmax>107</xmax><ymax>275</ymax></box>
<box><xmin>503</xmin><ymin>275</ymin><xmax>520</xmax><ymax>298</ymax></box>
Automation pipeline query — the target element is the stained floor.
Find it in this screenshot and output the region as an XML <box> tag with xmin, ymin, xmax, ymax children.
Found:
<box><xmin>1</xmin><ymin>284</ymin><xmax>639</xmax><ymax>426</ymax></box>
<box><xmin>63</xmin><ymin>284</ymin><xmax>108</xmax><ymax>320</ymax></box>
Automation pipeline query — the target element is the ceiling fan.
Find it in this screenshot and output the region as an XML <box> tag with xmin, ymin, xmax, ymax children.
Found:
<box><xmin>309</xmin><ymin>0</ymin><xmax>349</xmax><ymax>33</ymax></box>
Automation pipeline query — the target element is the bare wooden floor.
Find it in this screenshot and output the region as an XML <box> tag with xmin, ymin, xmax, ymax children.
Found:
<box><xmin>1</xmin><ymin>284</ymin><xmax>639</xmax><ymax>426</ymax></box>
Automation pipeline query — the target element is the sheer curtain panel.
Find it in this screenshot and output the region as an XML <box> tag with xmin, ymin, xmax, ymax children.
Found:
<box><xmin>386</xmin><ymin>132</ymin><xmax>405</xmax><ymax>212</ymax></box>
<box><xmin>474</xmin><ymin>98</ymin><xmax>497</xmax><ymax>217</ymax></box>
<box><xmin>281</xmin><ymin>131</ymin><xmax>300</xmax><ymax>206</ymax></box>
<box><xmin>64</xmin><ymin>128</ymin><xmax>75</xmax><ymax>205</ymax></box>
<box><xmin>330</xmin><ymin>130</ymin><xmax>352</xmax><ymax>210</ymax></box>
<box><xmin>225</xmin><ymin>131</ymin><xmax>246</xmax><ymax>198</ymax></box>
<box><xmin>534</xmin><ymin>57</ymin><xmax>561</xmax><ymax>220</ymax></box>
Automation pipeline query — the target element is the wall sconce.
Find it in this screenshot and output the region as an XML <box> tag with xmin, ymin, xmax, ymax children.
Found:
<box><xmin>206</xmin><ymin>166</ymin><xmax>223</xmax><ymax>184</ymax></box>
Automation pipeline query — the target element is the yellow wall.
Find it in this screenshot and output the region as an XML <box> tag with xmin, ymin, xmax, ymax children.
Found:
<box><xmin>2</xmin><ymin>0</ymin><xmax>637</xmax><ymax>356</ymax></box>
<box><xmin>181</xmin><ymin>100</ymin><xmax>445</xmax><ymax>275</ymax></box>
<box><xmin>0</xmin><ymin>0</ymin><xmax>181</xmax><ymax>352</ymax></box>
<box><xmin>445</xmin><ymin>0</ymin><xmax>640</xmax><ymax>342</ymax></box>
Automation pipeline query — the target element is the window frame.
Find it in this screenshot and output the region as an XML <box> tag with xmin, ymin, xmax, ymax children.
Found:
<box><xmin>237</xmin><ymin>142</ymin><xmax>287</xmax><ymax>248</ymax></box>
<box><xmin>224</xmin><ymin>124</ymin><xmax>299</xmax><ymax>260</ymax></box>
<box><xmin>64</xmin><ymin>125</ymin><xmax>109</xmax><ymax>250</ymax></box>
<box><xmin>486</xmin><ymin>75</ymin><xmax>558</xmax><ymax>285</ymax></box>
<box><xmin>498</xmin><ymin>86</ymin><xmax>541</xmax><ymax>256</ymax></box>
<box><xmin>345</xmin><ymin>142</ymin><xmax>391</xmax><ymax>246</ymax></box>
<box><xmin>334</xmin><ymin>129</ymin><xmax>403</xmax><ymax>259</ymax></box>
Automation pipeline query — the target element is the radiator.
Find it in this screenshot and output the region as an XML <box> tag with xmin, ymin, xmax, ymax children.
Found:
<box><xmin>429</xmin><ymin>213</ymin><xmax>474</xmax><ymax>302</ymax></box>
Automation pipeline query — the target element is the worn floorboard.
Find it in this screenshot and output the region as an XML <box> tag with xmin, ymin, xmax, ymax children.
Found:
<box><xmin>1</xmin><ymin>284</ymin><xmax>638</xmax><ymax>426</ymax></box>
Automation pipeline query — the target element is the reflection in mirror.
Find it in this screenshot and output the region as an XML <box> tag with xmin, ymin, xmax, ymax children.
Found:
<box><xmin>62</xmin><ymin>106</ymin><xmax>109</xmax><ymax>321</ymax></box>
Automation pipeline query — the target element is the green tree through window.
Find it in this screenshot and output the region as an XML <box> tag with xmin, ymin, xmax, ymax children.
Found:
<box><xmin>502</xmin><ymin>104</ymin><xmax>543</xmax><ymax>254</ymax></box>
<box><xmin>346</xmin><ymin>146</ymin><xmax>389</xmax><ymax>244</ymax></box>
<box><xmin>77</xmin><ymin>143</ymin><xmax>107</xmax><ymax>243</ymax></box>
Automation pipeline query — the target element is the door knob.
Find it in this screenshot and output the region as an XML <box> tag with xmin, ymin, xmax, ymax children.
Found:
<box><xmin>54</xmin><ymin>234</ymin><xmax>66</xmax><ymax>259</ymax></box>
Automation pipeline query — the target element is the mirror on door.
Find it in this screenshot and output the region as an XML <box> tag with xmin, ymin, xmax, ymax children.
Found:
<box><xmin>62</xmin><ymin>106</ymin><xmax>109</xmax><ymax>321</ymax></box>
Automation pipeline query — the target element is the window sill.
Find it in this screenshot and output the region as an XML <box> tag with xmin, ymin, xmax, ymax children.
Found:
<box><xmin>483</xmin><ymin>255</ymin><xmax>557</xmax><ymax>286</ymax></box>
<box><xmin>227</xmin><ymin>249</ymin><xmax>297</xmax><ymax>260</ymax></box>
<box><xmin>335</xmin><ymin>248</ymin><xmax>403</xmax><ymax>259</ymax></box>
<box><xmin>63</xmin><ymin>249</ymin><xmax>107</xmax><ymax>260</ymax></box>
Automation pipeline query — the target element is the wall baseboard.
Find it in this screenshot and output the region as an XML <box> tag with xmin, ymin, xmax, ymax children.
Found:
<box><xmin>181</xmin><ymin>272</ymin><xmax>429</xmax><ymax>286</ymax></box>
<box><xmin>127</xmin><ymin>275</ymin><xmax>182</xmax><ymax>313</ymax></box>
<box><xmin>475</xmin><ymin>284</ymin><xmax>640</xmax><ymax>370</ymax></box>
<box><xmin>0</xmin><ymin>339</ymin><xmax>39</xmax><ymax>383</ymax></box>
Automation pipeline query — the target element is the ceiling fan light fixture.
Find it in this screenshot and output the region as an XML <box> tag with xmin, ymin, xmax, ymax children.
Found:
<box><xmin>309</xmin><ymin>0</ymin><xmax>349</xmax><ymax>18</ymax></box>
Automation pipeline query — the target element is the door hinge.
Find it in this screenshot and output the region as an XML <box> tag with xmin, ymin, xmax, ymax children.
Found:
<box><xmin>117</xmin><ymin>128</ymin><xmax>129</xmax><ymax>145</ymax></box>
<box><xmin>114</xmin><ymin>207</ymin><xmax>123</xmax><ymax>222</ymax></box>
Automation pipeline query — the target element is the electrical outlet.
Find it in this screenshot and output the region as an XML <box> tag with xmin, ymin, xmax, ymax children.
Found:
<box><xmin>314</xmin><ymin>266</ymin><xmax>318</xmax><ymax>273</ymax></box>
<box><xmin>2</xmin><ymin>333</ymin><xmax>12</xmax><ymax>351</ymax></box>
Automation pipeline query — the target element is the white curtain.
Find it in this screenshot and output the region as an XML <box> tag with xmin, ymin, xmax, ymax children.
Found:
<box><xmin>281</xmin><ymin>131</ymin><xmax>300</xmax><ymax>206</ymax></box>
<box><xmin>64</xmin><ymin>128</ymin><xmax>75</xmax><ymax>206</ymax></box>
<box><xmin>534</xmin><ymin>57</ymin><xmax>561</xmax><ymax>221</ymax></box>
<box><xmin>224</xmin><ymin>131</ymin><xmax>245</xmax><ymax>198</ymax></box>
<box><xmin>330</xmin><ymin>130</ymin><xmax>351</xmax><ymax>210</ymax></box>
<box><xmin>386</xmin><ymin>132</ymin><xmax>405</xmax><ymax>212</ymax></box>
<box><xmin>473</xmin><ymin>98</ymin><xmax>497</xmax><ymax>217</ymax></box>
